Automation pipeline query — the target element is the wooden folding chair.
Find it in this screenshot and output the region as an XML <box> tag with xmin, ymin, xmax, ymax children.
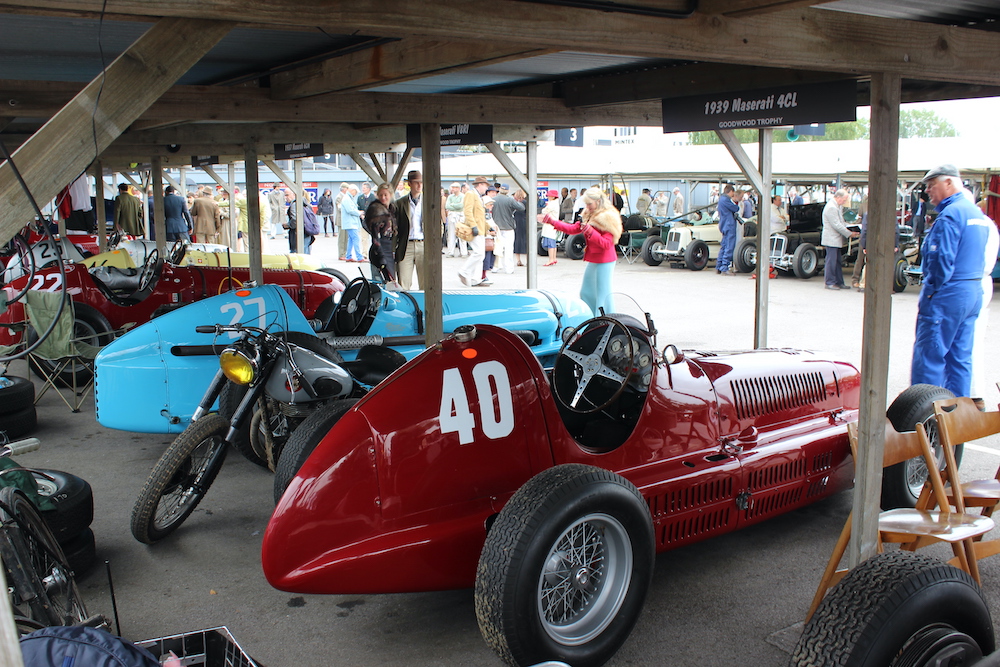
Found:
<box><xmin>805</xmin><ymin>420</ymin><xmax>994</xmax><ymax>622</ymax></box>
<box><xmin>930</xmin><ymin>396</ymin><xmax>1000</xmax><ymax>564</ymax></box>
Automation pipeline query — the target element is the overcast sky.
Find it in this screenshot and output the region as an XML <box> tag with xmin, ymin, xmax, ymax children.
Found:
<box><xmin>858</xmin><ymin>96</ymin><xmax>1000</xmax><ymax>137</ymax></box>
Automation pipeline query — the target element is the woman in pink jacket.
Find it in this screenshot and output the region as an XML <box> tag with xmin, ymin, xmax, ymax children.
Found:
<box><xmin>538</xmin><ymin>187</ymin><xmax>622</xmax><ymax>314</ymax></box>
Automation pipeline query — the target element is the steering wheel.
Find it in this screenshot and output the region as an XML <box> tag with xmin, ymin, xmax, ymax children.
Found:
<box><xmin>137</xmin><ymin>248</ymin><xmax>160</xmax><ymax>292</ymax></box>
<box><xmin>333</xmin><ymin>277</ymin><xmax>380</xmax><ymax>336</ymax></box>
<box><xmin>552</xmin><ymin>317</ymin><xmax>636</xmax><ymax>414</ymax></box>
<box><xmin>166</xmin><ymin>239</ymin><xmax>186</xmax><ymax>265</ymax></box>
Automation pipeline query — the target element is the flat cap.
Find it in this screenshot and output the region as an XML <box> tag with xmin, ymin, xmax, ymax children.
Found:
<box><xmin>922</xmin><ymin>164</ymin><xmax>960</xmax><ymax>182</ymax></box>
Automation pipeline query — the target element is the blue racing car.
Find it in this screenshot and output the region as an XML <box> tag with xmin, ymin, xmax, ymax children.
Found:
<box><xmin>95</xmin><ymin>279</ymin><xmax>592</xmax><ymax>434</ymax></box>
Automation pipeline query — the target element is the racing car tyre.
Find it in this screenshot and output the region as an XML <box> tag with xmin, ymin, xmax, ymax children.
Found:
<box><xmin>733</xmin><ymin>238</ymin><xmax>757</xmax><ymax>273</ymax></box>
<box><xmin>59</xmin><ymin>527</ymin><xmax>97</xmax><ymax>578</ymax></box>
<box><xmin>130</xmin><ymin>413</ymin><xmax>229</xmax><ymax>544</ymax></box>
<box><xmin>640</xmin><ymin>235</ymin><xmax>663</xmax><ymax>266</ymax></box>
<box><xmin>475</xmin><ymin>464</ymin><xmax>654</xmax><ymax>667</ymax></box>
<box><xmin>27</xmin><ymin>303</ymin><xmax>114</xmax><ymax>388</ymax></box>
<box><xmin>273</xmin><ymin>398</ymin><xmax>359</xmax><ymax>504</ymax></box>
<box><xmin>743</xmin><ymin>220</ymin><xmax>757</xmax><ymax>238</ymax></box>
<box><xmin>220</xmin><ymin>331</ymin><xmax>344</xmax><ymax>469</ymax></box>
<box><xmin>32</xmin><ymin>469</ymin><xmax>94</xmax><ymax>545</ymax></box>
<box><xmin>318</xmin><ymin>267</ymin><xmax>350</xmax><ymax>288</ymax></box>
<box><xmin>565</xmin><ymin>233</ymin><xmax>586</xmax><ymax>261</ymax></box>
<box><xmin>792</xmin><ymin>243</ymin><xmax>820</xmax><ymax>279</ymax></box>
<box><xmin>893</xmin><ymin>255</ymin><xmax>908</xmax><ymax>293</ymax></box>
<box><xmin>791</xmin><ymin>551</ymin><xmax>993</xmax><ymax>667</ymax></box>
<box><xmin>0</xmin><ymin>405</ymin><xmax>37</xmax><ymax>439</ymax></box>
<box><xmin>0</xmin><ymin>375</ymin><xmax>34</xmax><ymax>413</ymax></box>
<box><xmin>684</xmin><ymin>239</ymin><xmax>710</xmax><ymax>271</ymax></box>
<box><xmin>882</xmin><ymin>384</ymin><xmax>958</xmax><ymax>510</ymax></box>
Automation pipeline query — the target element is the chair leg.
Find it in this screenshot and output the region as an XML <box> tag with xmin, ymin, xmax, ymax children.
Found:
<box><xmin>805</xmin><ymin>511</ymin><xmax>853</xmax><ymax>623</ymax></box>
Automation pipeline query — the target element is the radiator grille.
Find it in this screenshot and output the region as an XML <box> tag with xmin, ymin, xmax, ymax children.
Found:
<box><xmin>747</xmin><ymin>458</ymin><xmax>807</xmax><ymax>491</ymax></box>
<box><xmin>730</xmin><ymin>372</ymin><xmax>827</xmax><ymax>421</ymax></box>
<box><xmin>666</xmin><ymin>231</ymin><xmax>681</xmax><ymax>252</ymax></box>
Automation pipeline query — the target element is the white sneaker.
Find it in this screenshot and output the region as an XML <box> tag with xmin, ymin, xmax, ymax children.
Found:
<box><xmin>459</xmin><ymin>273</ymin><xmax>470</xmax><ymax>286</ymax></box>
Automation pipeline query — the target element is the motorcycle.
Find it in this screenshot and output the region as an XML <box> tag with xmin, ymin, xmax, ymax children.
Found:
<box><xmin>129</xmin><ymin>321</ymin><xmax>404</xmax><ymax>544</ymax></box>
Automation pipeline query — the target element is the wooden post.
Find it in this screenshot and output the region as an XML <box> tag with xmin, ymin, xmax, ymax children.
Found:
<box><xmin>421</xmin><ymin>123</ymin><xmax>443</xmax><ymax>347</ymax></box>
<box><xmin>849</xmin><ymin>72</ymin><xmax>901</xmax><ymax>568</ymax></box>
<box><xmin>228</xmin><ymin>162</ymin><xmax>237</xmax><ymax>249</ymax></box>
<box><xmin>754</xmin><ymin>128</ymin><xmax>773</xmax><ymax>349</ymax></box>
<box><xmin>526</xmin><ymin>140</ymin><xmax>538</xmax><ymax>289</ymax></box>
<box><xmin>92</xmin><ymin>160</ymin><xmax>106</xmax><ymax>251</ymax></box>
<box><xmin>0</xmin><ymin>18</ymin><xmax>232</xmax><ymax>244</ymax></box>
<box><xmin>150</xmin><ymin>156</ymin><xmax>166</xmax><ymax>252</ymax></box>
<box><xmin>244</xmin><ymin>145</ymin><xmax>263</xmax><ymax>285</ymax></box>
<box><xmin>294</xmin><ymin>160</ymin><xmax>304</xmax><ymax>254</ymax></box>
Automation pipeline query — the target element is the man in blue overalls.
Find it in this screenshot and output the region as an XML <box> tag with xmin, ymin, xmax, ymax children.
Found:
<box><xmin>911</xmin><ymin>164</ymin><xmax>991</xmax><ymax>397</ymax></box>
<box><xmin>716</xmin><ymin>184</ymin><xmax>740</xmax><ymax>275</ymax></box>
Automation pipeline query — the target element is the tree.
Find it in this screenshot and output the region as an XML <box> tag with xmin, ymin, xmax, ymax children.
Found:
<box><xmin>898</xmin><ymin>109</ymin><xmax>956</xmax><ymax>138</ymax></box>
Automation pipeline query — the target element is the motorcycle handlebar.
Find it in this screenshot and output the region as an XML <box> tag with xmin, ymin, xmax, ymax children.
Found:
<box><xmin>195</xmin><ymin>325</ymin><xmax>219</xmax><ymax>334</ymax></box>
<box><xmin>2</xmin><ymin>438</ymin><xmax>40</xmax><ymax>457</ymax></box>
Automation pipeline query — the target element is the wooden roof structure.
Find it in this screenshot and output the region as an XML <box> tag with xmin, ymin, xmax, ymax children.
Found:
<box><xmin>1</xmin><ymin>0</ymin><xmax>999</xmax><ymax>571</ymax></box>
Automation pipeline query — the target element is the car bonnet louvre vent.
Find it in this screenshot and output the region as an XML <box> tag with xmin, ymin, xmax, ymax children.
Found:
<box><xmin>813</xmin><ymin>450</ymin><xmax>833</xmax><ymax>472</ymax></box>
<box><xmin>730</xmin><ymin>371</ymin><xmax>826</xmax><ymax>421</ymax></box>
<box><xmin>660</xmin><ymin>507</ymin><xmax>731</xmax><ymax>546</ymax></box>
<box><xmin>648</xmin><ymin>477</ymin><xmax>734</xmax><ymax>516</ymax></box>
<box><xmin>746</xmin><ymin>487</ymin><xmax>803</xmax><ymax>519</ymax></box>
<box><xmin>747</xmin><ymin>458</ymin><xmax>806</xmax><ymax>491</ymax></box>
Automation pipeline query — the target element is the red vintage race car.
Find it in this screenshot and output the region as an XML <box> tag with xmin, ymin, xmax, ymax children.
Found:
<box><xmin>262</xmin><ymin>309</ymin><xmax>873</xmax><ymax>667</ymax></box>
<box><xmin>0</xmin><ymin>242</ymin><xmax>342</xmax><ymax>379</ymax></box>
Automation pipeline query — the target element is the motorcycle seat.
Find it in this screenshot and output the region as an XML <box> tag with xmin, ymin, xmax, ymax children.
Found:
<box><xmin>341</xmin><ymin>345</ymin><xmax>406</xmax><ymax>387</ymax></box>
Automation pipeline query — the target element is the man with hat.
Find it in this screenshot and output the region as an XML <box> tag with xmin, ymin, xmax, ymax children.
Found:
<box><xmin>911</xmin><ymin>164</ymin><xmax>991</xmax><ymax>397</ymax></box>
<box><xmin>459</xmin><ymin>176</ymin><xmax>490</xmax><ymax>286</ymax></box>
<box><xmin>394</xmin><ymin>170</ymin><xmax>424</xmax><ymax>290</ymax></box>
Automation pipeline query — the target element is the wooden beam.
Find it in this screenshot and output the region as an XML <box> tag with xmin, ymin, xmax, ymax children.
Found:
<box><xmin>754</xmin><ymin>128</ymin><xmax>772</xmax><ymax>349</ymax></box>
<box><xmin>261</xmin><ymin>159</ymin><xmax>302</xmax><ymax>198</ymax></box>
<box><xmin>563</xmin><ymin>63</ymin><xmax>853</xmax><ymax>107</ymax></box>
<box><xmin>271</xmin><ymin>38</ymin><xmax>550</xmax><ymax>99</ymax></box>
<box><xmin>525</xmin><ymin>140</ymin><xmax>538</xmax><ymax>289</ymax></box>
<box><xmin>244</xmin><ymin>146</ymin><xmax>263</xmax><ymax>285</ymax></box>
<box><xmin>698</xmin><ymin>0</ymin><xmax>835</xmax><ymax>17</ymax></box>
<box><xmin>347</xmin><ymin>153</ymin><xmax>386</xmax><ymax>185</ymax></box>
<box><xmin>390</xmin><ymin>147</ymin><xmax>415</xmax><ymax>190</ymax></box>
<box><xmin>368</xmin><ymin>153</ymin><xmax>387</xmax><ymax>183</ymax></box>
<box><xmin>715</xmin><ymin>130</ymin><xmax>764</xmax><ymax>194</ymax></box>
<box><xmin>421</xmin><ymin>123</ymin><xmax>443</xmax><ymax>346</ymax></box>
<box><xmin>850</xmin><ymin>72</ymin><xmax>901</xmax><ymax>568</ymax></box>
<box><xmin>2</xmin><ymin>2</ymin><xmax>998</xmax><ymax>86</ymax></box>
<box><xmin>484</xmin><ymin>142</ymin><xmax>530</xmax><ymax>194</ymax></box>
<box><xmin>0</xmin><ymin>17</ymin><xmax>232</xmax><ymax>243</ymax></box>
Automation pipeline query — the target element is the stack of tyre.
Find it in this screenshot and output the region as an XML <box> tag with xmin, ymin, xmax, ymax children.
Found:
<box><xmin>0</xmin><ymin>375</ymin><xmax>37</xmax><ymax>438</ymax></box>
<box><xmin>1</xmin><ymin>375</ymin><xmax>97</xmax><ymax>577</ymax></box>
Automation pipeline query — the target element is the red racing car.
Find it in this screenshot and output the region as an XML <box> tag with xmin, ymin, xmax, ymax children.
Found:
<box><xmin>0</xmin><ymin>242</ymin><xmax>342</xmax><ymax>381</ymax></box>
<box><xmin>261</xmin><ymin>309</ymin><xmax>892</xmax><ymax>667</ymax></box>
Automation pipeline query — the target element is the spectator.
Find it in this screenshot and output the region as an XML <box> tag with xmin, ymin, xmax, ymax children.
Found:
<box><xmin>163</xmin><ymin>185</ymin><xmax>192</xmax><ymax>242</ymax></box>
<box><xmin>821</xmin><ymin>189</ymin><xmax>858</xmax><ymax>290</ymax></box>
<box><xmin>770</xmin><ymin>194</ymin><xmax>789</xmax><ymax>233</ymax></box>
<box><xmin>635</xmin><ymin>188</ymin><xmax>652</xmax><ymax>215</ymax></box>
<box><xmin>459</xmin><ymin>176</ymin><xmax>490</xmax><ymax>286</ymax></box>
<box><xmin>394</xmin><ymin>170</ymin><xmax>424</xmax><ymax>290</ymax></box>
<box><xmin>490</xmin><ymin>183</ymin><xmax>523</xmax><ymax>274</ymax></box>
<box><xmin>190</xmin><ymin>189</ymin><xmax>221</xmax><ymax>244</ymax></box>
<box><xmin>512</xmin><ymin>189</ymin><xmax>528</xmax><ymax>267</ymax></box>
<box><xmin>317</xmin><ymin>188</ymin><xmax>335</xmax><ymax>237</ymax></box>
<box><xmin>364</xmin><ymin>183</ymin><xmax>397</xmax><ymax>283</ymax></box>
<box><xmin>444</xmin><ymin>182</ymin><xmax>466</xmax><ymax>257</ymax></box>
<box><xmin>284</xmin><ymin>189</ymin><xmax>318</xmax><ymax>254</ymax></box>
<box><xmin>113</xmin><ymin>183</ymin><xmax>144</xmax><ymax>236</ymax></box>
<box><xmin>672</xmin><ymin>187</ymin><xmax>685</xmax><ymax>218</ymax></box>
<box><xmin>340</xmin><ymin>184</ymin><xmax>364</xmax><ymax>262</ymax></box>
<box><xmin>335</xmin><ymin>182</ymin><xmax>349</xmax><ymax>259</ymax></box>
<box><xmin>561</xmin><ymin>188</ymin><xmax>577</xmax><ymax>222</ymax></box>
<box><xmin>267</xmin><ymin>184</ymin><xmax>285</xmax><ymax>238</ymax></box>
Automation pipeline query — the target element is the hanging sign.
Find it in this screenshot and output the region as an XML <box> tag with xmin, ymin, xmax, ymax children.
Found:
<box><xmin>273</xmin><ymin>143</ymin><xmax>325</xmax><ymax>160</ymax></box>
<box><xmin>555</xmin><ymin>128</ymin><xmax>584</xmax><ymax>147</ymax></box>
<box><xmin>406</xmin><ymin>124</ymin><xmax>494</xmax><ymax>148</ymax></box>
<box><xmin>191</xmin><ymin>155</ymin><xmax>218</xmax><ymax>167</ymax></box>
<box><xmin>662</xmin><ymin>80</ymin><xmax>856</xmax><ymax>134</ymax></box>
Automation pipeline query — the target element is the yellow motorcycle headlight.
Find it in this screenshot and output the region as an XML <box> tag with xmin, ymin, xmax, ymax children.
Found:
<box><xmin>220</xmin><ymin>349</ymin><xmax>257</xmax><ymax>385</ymax></box>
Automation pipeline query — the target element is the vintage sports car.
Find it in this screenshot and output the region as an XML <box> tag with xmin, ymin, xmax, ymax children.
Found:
<box><xmin>95</xmin><ymin>280</ymin><xmax>592</xmax><ymax>434</ymax></box>
<box><xmin>261</xmin><ymin>307</ymin><xmax>877</xmax><ymax>666</ymax></box>
<box><xmin>0</xmin><ymin>243</ymin><xmax>342</xmax><ymax>381</ymax></box>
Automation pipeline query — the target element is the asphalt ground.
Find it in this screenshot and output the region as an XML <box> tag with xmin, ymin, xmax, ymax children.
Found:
<box><xmin>6</xmin><ymin>233</ymin><xmax>1000</xmax><ymax>666</ymax></box>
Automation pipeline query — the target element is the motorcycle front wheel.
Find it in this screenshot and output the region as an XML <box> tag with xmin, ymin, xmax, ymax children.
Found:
<box><xmin>130</xmin><ymin>414</ymin><xmax>229</xmax><ymax>544</ymax></box>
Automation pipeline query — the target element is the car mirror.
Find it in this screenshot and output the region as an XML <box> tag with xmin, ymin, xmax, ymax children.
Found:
<box><xmin>662</xmin><ymin>344</ymin><xmax>682</xmax><ymax>364</ymax></box>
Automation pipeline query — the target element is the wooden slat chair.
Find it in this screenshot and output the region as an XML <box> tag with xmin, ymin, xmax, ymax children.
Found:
<box><xmin>805</xmin><ymin>420</ymin><xmax>994</xmax><ymax>623</ymax></box>
<box><xmin>930</xmin><ymin>396</ymin><xmax>1000</xmax><ymax>564</ymax></box>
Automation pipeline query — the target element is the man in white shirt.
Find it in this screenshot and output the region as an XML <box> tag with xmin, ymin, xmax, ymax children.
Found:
<box><xmin>394</xmin><ymin>170</ymin><xmax>424</xmax><ymax>290</ymax></box>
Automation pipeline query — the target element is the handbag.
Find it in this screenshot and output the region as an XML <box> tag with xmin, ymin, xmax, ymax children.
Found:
<box><xmin>455</xmin><ymin>222</ymin><xmax>474</xmax><ymax>242</ymax></box>
<box><xmin>485</xmin><ymin>237</ymin><xmax>495</xmax><ymax>252</ymax></box>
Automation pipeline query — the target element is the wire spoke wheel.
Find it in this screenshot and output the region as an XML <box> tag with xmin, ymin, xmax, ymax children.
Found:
<box><xmin>131</xmin><ymin>414</ymin><xmax>229</xmax><ymax>544</ymax></box>
<box><xmin>538</xmin><ymin>513</ymin><xmax>632</xmax><ymax>646</ymax></box>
